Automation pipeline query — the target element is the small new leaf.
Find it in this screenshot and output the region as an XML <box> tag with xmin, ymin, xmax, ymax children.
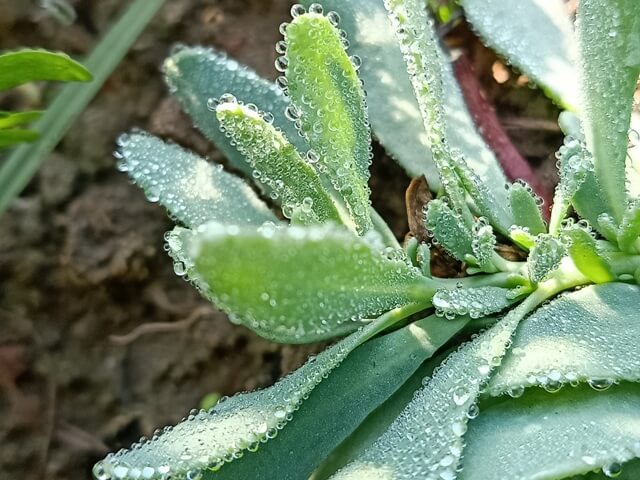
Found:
<box><xmin>563</xmin><ymin>224</ymin><xmax>614</xmax><ymax>283</ymax></box>
<box><xmin>424</xmin><ymin>199</ymin><xmax>473</xmax><ymax>262</ymax></box>
<box><xmin>617</xmin><ymin>200</ymin><xmax>640</xmax><ymax>253</ymax></box>
<box><xmin>433</xmin><ymin>286</ymin><xmax>514</xmax><ymax>319</ymax></box>
<box><xmin>527</xmin><ymin>234</ymin><xmax>567</xmax><ymax>284</ymax></box>
<box><xmin>508</xmin><ymin>181</ymin><xmax>546</xmax><ymax>236</ymax></box>
<box><xmin>215</xmin><ymin>98</ymin><xmax>343</xmax><ymax>226</ymax></box>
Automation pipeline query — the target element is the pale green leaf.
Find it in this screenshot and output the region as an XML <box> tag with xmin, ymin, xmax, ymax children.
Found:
<box><xmin>301</xmin><ymin>0</ymin><xmax>509</xmax><ymax>205</ymax></box>
<box><xmin>576</xmin><ymin>0</ymin><xmax>640</xmax><ymax>221</ymax></box>
<box><xmin>330</xmin><ymin>305</ymin><xmax>526</xmax><ymax>480</ymax></box>
<box><xmin>208</xmin><ymin>315</ymin><xmax>469</xmax><ymax>480</ymax></box>
<box><xmin>118</xmin><ymin>132</ymin><xmax>278</xmax><ymax>228</ymax></box>
<box><xmin>433</xmin><ymin>286</ymin><xmax>516</xmax><ymax>320</ymax></box>
<box><xmin>509</xmin><ymin>182</ymin><xmax>546</xmax><ymax>236</ymax></box>
<box><xmin>94</xmin><ymin>318</ymin><xmax>374</xmax><ymax>480</ymax></box>
<box><xmin>215</xmin><ymin>99</ymin><xmax>343</xmax><ymax>227</ymax></box>
<box><xmin>487</xmin><ymin>283</ymin><xmax>640</xmax><ymax>396</ymax></box>
<box><xmin>527</xmin><ymin>234</ymin><xmax>566</xmax><ymax>283</ymax></box>
<box><xmin>174</xmin><ymin>222</ymin><xmax>435</xmax><ymax>343</ymax></box>
<box><xmin>563</xmin><ymin>225</ymin><xmax>614</xmax><ymax>283</ymax></box>
<box><xmin>424</xmin><ymin>199</ymin><xmax>473</xmax><ymax>261</ymax></box>
<box><xmin>0</xmin><ymin>49</ymin><xmax>91</xmax><ymax>91</ymax></box>
<box><xmin>461</xmin><ymin>385</ymin><xmax>640</xmax><ymax>480</ymax></box>
<box><xmin>459</xmin><ymin>0</ymin><xmax>578</xmax><ymax>109</ymax></box>
<box><xmin>163</xmin><ymin>46</ymin><xmax>305</xmax><ymax>178</ymax></box>
<box><xmin>618</xmin><ymin>200</ymin><xmax>640</xmax><ymax>253</ymax></box>
<box><xmin>283</xmin><ymin>12</ymin><xmax>372</xmax><ymax>234</ymax></box>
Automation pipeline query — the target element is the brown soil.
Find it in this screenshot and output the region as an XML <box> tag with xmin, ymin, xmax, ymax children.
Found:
<box><xmin>0</xmin><ymin>2</ymin><xmax>561</xmax><ymax>479</ymax></box>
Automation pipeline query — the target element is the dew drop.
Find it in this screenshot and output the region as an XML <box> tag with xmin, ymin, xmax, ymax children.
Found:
<box><xmin>603</xmin><ymin>462</ymin><xmax>622</xmax><ymax>478</ymax></box>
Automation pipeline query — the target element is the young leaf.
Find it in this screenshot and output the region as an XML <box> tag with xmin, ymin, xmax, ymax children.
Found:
<box><xmin>618</xmin><ymin>200</ymin><xmax>640</xmax><ymax>253</ymax></box>
<box><xmin>0</xmin><ymin>129</ymin><xmax>39</xmax><ymax>148</ymax></box>
<box><xmin>116</xmin><ymin>132</ymin><xmax>278</xmax><ymax>228</ymax></box>
<box><xmin>462</xmin><ymin>385</ymin><xmax>640</xmax><ymax>479</ymax></box>
<box><xmin>527</xmin><ymin>234</ymin><xmax>566</xmax><ymax>283</ymax></box>
<box><xmin>0</xmin><ymin>110</ymin><xmax>42</xmax><ymax>129</ymax></box>
<box><xmin>563</xmin><ymin>225</ymin><xmax>614</xmax><ymax>283</ymax></box>
<box><xmin>0</xmin><ymin>0</ymin><xmax>165</xmax><ymax>214</ymax></box>
<box><xmin>575</xmin><ymin>0</ymin><xmax>640</xmax><ymax>221</ymax></box>
<box><xmin>508</xmin><ymin>181</ymin><xmax>546</xmax><ymax>236</ymax></box>
<box><xmin>163</xmin><ymin>46</ymin><xmax>306</xmax><ymax>178</ymax></box>
<box><xmin>470</xmin><ymin>219</ymin><xmax>497</xmax><ymax>268</ymax></box>
<box><xmin>458</xmin><ymin>0</ymin><xmax>578</xmax><ymax>109</ymax></box>
<box><xmin>176</xmin><ymin>222</ymin><xmax>435</xmax><ymax>343</ymax></box>
<box><xmin>283</xmin><ymin>11</ymin><xmax>373</xmax><ymax>234</ymax></box>
<box><xmin>550</xmin><ymin>137</ymin><xmax>594</xmax><ymax>235</ymax></box>
<box><xmin>0</xmin><ymin>49</ymin><xmax>91</xmax><ymax>91</ymax></box>
<box><xmin>433</xmin><ymin>286</ymin><xmax>515</xmax><ymax>319</ymax></box>
<box><xmin>330</xmin><ymin>303</ymin><xmax>529</xmax><ymax>480</ymax></box>
<box><xmin>424</xmin><ymin>199</ymin><xmax>473</xmax><ymax>261</ymax></box>
<box><xmin>210</xmin><ymin>315</ymin><xmax>469</xmax><ymax>480</ymax></box>
<box><xmin>487</xmin><ymin>283</ymin><xmax>640</xmax><ymax>396</ymax></box>
<box><xmin>215</xmin><ymin>99</ymin><xmax>343</xmax><ymax>227</ymax></box>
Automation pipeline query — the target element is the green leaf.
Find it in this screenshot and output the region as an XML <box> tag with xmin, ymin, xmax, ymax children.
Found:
<box><xmin>550</xmin><ymin>136</ymin><xmax>594</xmax><ymax>235</ymax></box>
<box><xmin>0</xmin><ymin>129</ymin><xmax>39</xmax><ymax>148</ymax></box>
<box><xmin>302</xmin><ymin>0</ymin><xmax>509</xmax><ymax>206</ymax></box>
<box><xmin>330</xmin><ymin>304</ymin><xmax>527</xmax><ymax>480</ymax></box>
<box><xmin>283</xmin><ymin>11</ymin><xmax>372</xmax><ymax>234</ymax></box>
<box><xmin>163</xmin><ymin>46</ymin><xmax>305</xmax><ymax>179</ymax></box>
<box><xmin>508</xmin><ymin>181</ymin><xmax>546</xmax><ymax>236</ymax></box>
<box><xmin>487</xmin><ymin>283</ymin><xmax>640</xmax><ymax>396</ymax></box>
<box><xmin>175</xmin><ymin>222</ymin><xmax>435</xmax><ymax>343</ymax></box>
<box><xmin>575</xmin><ymin>0</ymin><xmax>640</xmax><ymax>221</ymax></box>
<box><xmin>0</xmin><ymin>0</ymin><xmax>165</xmax><ymax>215</ymax></box>
<box><xmin>94</xmin><ymin>317</ymin><xmax>372</xmax><ymax>480</ymax></box>
<box><xmin>569</xmin><ymin>458</ymin><xmax>640</xmax><ymax>479</ymax></box>
<box><xmin>215</xmin><ymin>98</ymin><xmax>343</xmax><ymax>227</ymax></box>
<box><xmin>208</xmin><ymin>315</ymin><xmax>469</xmax><ymax>480</ymax></box>
<box><xmin>424</xmin><ymin>199</ymin><xmax>473</xmax><ymax>262</ymax></box>
<box><xmin>459</xmin><ymin>0</ymin><xmax>578</xmax><ymax>109</ymax></box>
<box><xmin>618</xmin><ymin>200</ymin><xmax>640</xmax><ymax>253</ymax></box>
<box><xmin>433</xmin><ymin>286</ymin><xmax>516</xmax><ymax>319</ymax></box>
<box><xmin>461</xmin><ymin>385</ymin><xmax>640</xmax><ymax>480</ymax></box>
<box><xmin>527</xmin><ymin>234</ymin><xmax>566</xmax><ymax>283</ymax></box>
<box><xmin>563</xmin><ymin>225</ymin><xmax>614</xmax><ymax>283</ymax></box>
<box><xmin>0</xmin><ymin>49</ymin><xmax>91</xmax><ymax>91</ymax></box>
<box><xmin>0</xmin><ymin>110</ymin><xmax>42</xmax><ymax>129</ymax></box>
<box><xmin>117</xmin><ymin>132</ymin><xmax>278</xmax><ymax>228</ymax></box>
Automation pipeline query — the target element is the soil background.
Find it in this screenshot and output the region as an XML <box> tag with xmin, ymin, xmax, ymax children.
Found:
<box><xmin>0</xmin><ymin>1</ymin><xmax>562</xmax><ymax>479</ymax></box>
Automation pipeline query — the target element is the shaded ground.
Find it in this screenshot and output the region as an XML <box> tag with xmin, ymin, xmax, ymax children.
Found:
<box><xmin>0</xmin><ymin>1</ymin><xmax>561</xmax><ymax>479</ymax></box>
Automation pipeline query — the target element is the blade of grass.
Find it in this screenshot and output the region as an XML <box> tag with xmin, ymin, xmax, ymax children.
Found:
<box><xmin>0</xmin><ymin>0</ymin><xmax>165</xmax><ymax>214</ymax></box>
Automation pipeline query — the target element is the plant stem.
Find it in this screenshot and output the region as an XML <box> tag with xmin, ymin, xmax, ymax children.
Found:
<box><xmin>358</xmin><ymin>301</ymin><xmax>432</xmax><ymax>345</ymax></box>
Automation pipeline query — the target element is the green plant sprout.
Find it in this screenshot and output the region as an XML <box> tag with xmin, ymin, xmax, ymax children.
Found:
<box><xmin>94</xmin><ymin>0</ymin><xmax>640</xmax><ymax>479</ymax></box>
<box><xmin>0</xmin><ymin>49</ymin><xmax>91</xmax><ymax>148</ymax></box>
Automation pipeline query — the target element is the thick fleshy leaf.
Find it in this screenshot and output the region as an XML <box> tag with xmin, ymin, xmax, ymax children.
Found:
<box><xmin>163</xmin><ymin>46</ymin><xmax>305</xmax><ymax>178</ymax></box>
<box><xmin>173</xmin><ymin>222</ymin><xmax>435</xmax><ymax>343</ymax></box>
<box><xmin>459</xmin><ymin>0</ymin><xmax>578</xmax><ymax>109</ymax></box>
<box><xmin>424</xmin><ymin>199</ymin><xmax>473</xmax><ymax>262</ymax></box>
<box><xmin>0</xmin><ymin>49</ymin><xmax>91</xmax><ymax>91</ymax></box>
<box><xmin>618</xmin><ymin>200</ymin><xmax>640</xmax><ymax>253</ymax></box>
<box><xmin>208</xmin><ymin>315</ymin><xmax>469</xmax><ymax>480</ymax></box>
<box><xmin>527</xmin><ymin>234</ymin><xmax>566</xmax><ymax>283</ymax></box>
<box><xmin>300</xmin><ymin>0</ymin><xmax>509</xmax><ymax>203</ymax></box>
<box><xmin>116</xmin><ymin>132</ymin><xmax>278</xmax><ymax>228</ymax></box>
<box><xmin>487</xmin><ymin>283</ymin><xmax>640</xmax><ymax>396</ymax></box>
<box><xmin>215</xmin><ymin>99</ymin><xmax>343</xmax><ymax>226</ymax></box>
<box><xmin>509</xmin><ymin>182</ymin><xmax>546</xmax><ymax>236</ymax></box>
<box><xmin>563</xmin><ymin>225</ymin><xmax>614</xmax><ymax>283</ymax></box>
<box><xmin>283</xmin><ymin>11</ymin><xmax>372</xmax><ymax>234</ymax></box>
<box><xmin>330</xmin><ymin>304</ymin><xmax>527</xmax><ymax>480</ymax></box>
<box><xmin>94</xmin><ymin>316</ymin><xmax>380</xmax><ymax>480</ymax></box>
<box><xmin>576</xmin><ymin>0</ymin><xmax>640</xmax><ymax>221</ymax></box>
<box><xmin>433</xmin><ymin>286</ymin><xmax>515</xmax><ymax>320</ymax></box>
<box><xmin>461</xmin><ymin>385</ymin><xmax>640</xmax><ymax>480</ymax></box>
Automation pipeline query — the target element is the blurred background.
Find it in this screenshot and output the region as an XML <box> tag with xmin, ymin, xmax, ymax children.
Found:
<box><xmin>0</xmin><ymin>1</ymin><xmax>565</xmax><ymax>478</ymax></box>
